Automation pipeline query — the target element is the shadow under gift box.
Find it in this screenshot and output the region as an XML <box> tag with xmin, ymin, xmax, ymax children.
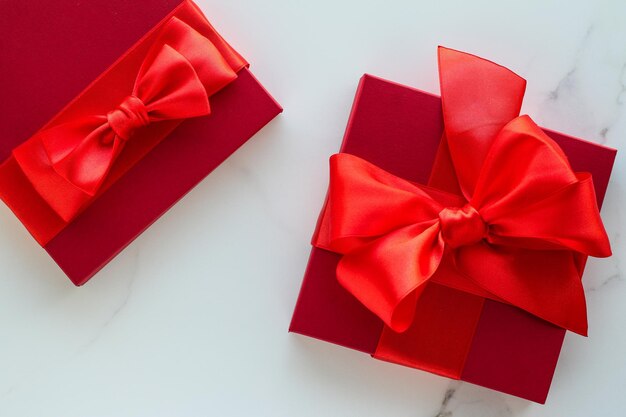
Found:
<box><xmin>290</xmin><ymin>74</ymin><xmax>616</xmax><ymax>403</ymax></box>
<box><xmin>0</xmin><ymin>0</ymin><xmax>282</xmax><ymax>285</ymax></box>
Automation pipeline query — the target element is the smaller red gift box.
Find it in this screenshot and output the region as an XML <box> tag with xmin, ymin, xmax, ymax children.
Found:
<box><xmin>290</xmin><ymin>48</ymin><xmax>615</xmax><ymax>403</ymax></box>
<box><xmin>0</xmin><ymin>0</ymin><xmax>281</xmax><ymax>285</ymax></box>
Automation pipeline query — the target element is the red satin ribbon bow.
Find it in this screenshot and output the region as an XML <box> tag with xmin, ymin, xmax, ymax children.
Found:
<box><xmin>315</xmin><ymin>47</ymin><xmax>611</xmax><ymax>337</ymax></box>
<box><xmin>12</xmin><ymin>17</ymin><xmax>236</xmax><ymax>222</ymax></box>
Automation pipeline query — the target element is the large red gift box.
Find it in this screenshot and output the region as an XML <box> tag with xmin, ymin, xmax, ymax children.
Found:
<box><xmin>0</xmin><ymin>0</ymin><xmax>281</xmax><ymax>285</ymax></box>
<box><xmin>290</xmin><ymin>71</ymin><xmax>615</xmax><ymax>403</ymax></box>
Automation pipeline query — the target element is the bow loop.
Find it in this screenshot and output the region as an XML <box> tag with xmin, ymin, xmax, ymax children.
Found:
<box><xmin>133</xmin><ymin>44</ymin><xmax>210</xmax><ymax>121</ymax></box>
<box><xmin>317</xmin><ymin>153</ymin><xmax>462</xmax><ymax>253</ymax></box>
<box><xmin>470</xmin><ymin>116</ymin><xmax>611</xmax><ymax>257</ymax></box>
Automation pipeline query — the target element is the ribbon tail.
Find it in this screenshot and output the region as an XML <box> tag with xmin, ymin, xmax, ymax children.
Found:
<box><xmin>438</xmin><ymin>46</ymin><xmax>526</xmax><ymax>199</ymax></box>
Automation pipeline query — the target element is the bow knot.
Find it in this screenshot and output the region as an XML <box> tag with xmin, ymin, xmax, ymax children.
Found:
<box><xmin>105</xmin><ymin>95</ymin><xmax>149</xmax><ymax>142</ymax></box>
<box><xmin>438</xmin><ymin>204</ymin><xmax>486</xmax><ymax>248</ymax></box>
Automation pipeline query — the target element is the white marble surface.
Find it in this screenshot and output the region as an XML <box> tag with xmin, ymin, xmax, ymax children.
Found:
<box><xmin>0</xmin><ymin>0</ymin><xmax>624</xmax><ymax>415</ymax></box>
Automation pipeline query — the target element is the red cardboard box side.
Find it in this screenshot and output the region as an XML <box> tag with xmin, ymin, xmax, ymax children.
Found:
<box><xmin>290</xmin><ymin>74</ymin><xmax>615</xmax><ymax>402</ymax></box>
<box><xmin>45</xmin><ymin>68</ymin><xmax>282</xmax><ymax>284</ymax></box>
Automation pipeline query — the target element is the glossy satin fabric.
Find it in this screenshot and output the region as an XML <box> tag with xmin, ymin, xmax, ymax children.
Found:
<box><xmin>10</xmin><ymin>16</ymin><xmax>237</xmax><ymax>223</ymax></box>
<box><xmin>314</xmin><ymin>47</ymin><xmax>611</xmax><ymax>337</ymax></box>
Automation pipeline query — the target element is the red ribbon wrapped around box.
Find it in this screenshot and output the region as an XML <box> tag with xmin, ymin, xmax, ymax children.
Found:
<box><xmin>0</xmin><ymin>0</ymin><xmax>281</xmax><ymax>285</ymax></box>
<box><xmin>290</xmin><ymin>47</ymin><xmax>616</xmax><ymax>403</ymax></box>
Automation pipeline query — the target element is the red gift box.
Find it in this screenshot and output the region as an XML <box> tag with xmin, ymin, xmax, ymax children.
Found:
<box><xmin>0</xmin><ymin>0</ymin><xmax>281</xmax><ymax>285</ymax></box>
<box><xmin>290</xmin><ymin>52</ymin><xmax>615</xmax><ymax>403</ymax></box>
